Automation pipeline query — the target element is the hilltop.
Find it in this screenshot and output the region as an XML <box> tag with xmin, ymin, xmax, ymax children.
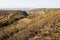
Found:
<box><xmin>0</xmin><ymin>9</ymin><xmax>60</xmax><ymax>40</ymax></box>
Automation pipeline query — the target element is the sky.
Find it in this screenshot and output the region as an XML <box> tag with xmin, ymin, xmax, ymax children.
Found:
<box><xmin>0</xmin><ymin>0</ymin><xmax>60</xmax><ymax>8</ymax></box>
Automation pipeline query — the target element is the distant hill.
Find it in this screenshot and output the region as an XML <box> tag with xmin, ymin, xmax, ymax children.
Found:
<box><xmin>0</xmin><ymin>10</ymin><xmax>28</xmax><ymax>27</ymax></box>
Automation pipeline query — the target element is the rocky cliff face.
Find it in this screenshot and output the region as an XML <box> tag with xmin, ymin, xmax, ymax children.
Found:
<box><xmin>0</xmin><ymin>9</ymin><xmax>60</xmax><ymax>40</ymax></box>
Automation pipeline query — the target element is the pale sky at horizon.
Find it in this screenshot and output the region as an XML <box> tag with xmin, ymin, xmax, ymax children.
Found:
<box><xmin>0</xmin><ymin>0</ymin><xmax>60</xmax><ymax>8</ymax></box>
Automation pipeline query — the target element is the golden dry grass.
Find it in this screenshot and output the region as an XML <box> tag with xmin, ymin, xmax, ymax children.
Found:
<box><xmin>0</xmin><ymin>9</ymin><xmax>60</xmax><ymax>40</ymax></box>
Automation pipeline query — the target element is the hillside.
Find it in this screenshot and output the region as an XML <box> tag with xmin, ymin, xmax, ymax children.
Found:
<box><xmin>0</xmin><ymin>9</ymin><xmax>60</xmax><ymax>40</ymax></box>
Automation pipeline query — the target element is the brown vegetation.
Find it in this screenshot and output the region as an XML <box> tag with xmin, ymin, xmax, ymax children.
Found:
<box><xmin>0</xmin><ymin>9</ymin><xmax>60</xmax><ymax>40</ymax></box>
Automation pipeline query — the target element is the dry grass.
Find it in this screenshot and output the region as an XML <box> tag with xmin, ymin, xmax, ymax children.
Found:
<box><xmin>0</xmin><ymin>10</ymin><xmax>27</xmax><ymax>27</ymax></box>
<box><xmin>0</xmin><ymin>9</ymin><xmax>60</xmax><ymax>40</ymax></box>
